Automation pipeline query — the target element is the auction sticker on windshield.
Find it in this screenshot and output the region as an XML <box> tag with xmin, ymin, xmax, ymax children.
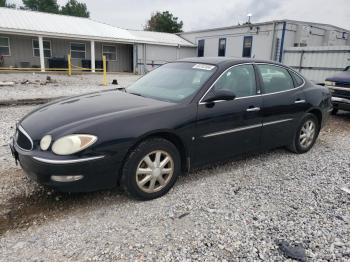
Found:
<box><xmin>192</xmin><ymin>64</ymin><xmax>216</xmax><ymax>71</ymax></box>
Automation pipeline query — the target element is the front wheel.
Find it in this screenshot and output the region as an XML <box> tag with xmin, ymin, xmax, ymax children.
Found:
<box><xmin>288</xmin><ymin>113</ymin><xmax>319</xmax><ymax>154</ymax></box>
<box><xmin>121</xmin><ymin>138</ymin><xmax>181</xmax><ymax>200</ymax></box>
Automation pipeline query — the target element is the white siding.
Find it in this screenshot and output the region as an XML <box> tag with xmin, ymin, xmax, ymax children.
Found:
<box><xmin>135</xmin><ymin>44</ymin><xmax>196</xmax><ymax>74</ymax></box>
<box><xmin>283</xmin><ymin>46</ymin><xmax>350</xmax><ymax>83</ymax></box>
<box><xmin>180</xmin><ymin>20</ymin><xmax>350</xmax><ymax>62</ymax></box>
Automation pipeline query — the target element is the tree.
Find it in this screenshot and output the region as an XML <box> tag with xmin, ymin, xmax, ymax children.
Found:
<box><xmin>145</xmin><ymin>11</ymin><xmax>183</xmax><ymax>33</ymax></box>
<box><xmin>61</xmin><ymin>0</ymin><xmax>89</xmax><ymax>18</ymax></box>
<box><xmin>0</xmin><ymin>0</ymin><xmax>16</xmax><ymax>8</ymax></box>
<box><xmin>22</xmin><ymin>0</ymin><xmax>59</xmax><ymax>13</ymax></box>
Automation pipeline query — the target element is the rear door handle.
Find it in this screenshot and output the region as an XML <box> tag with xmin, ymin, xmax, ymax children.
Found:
<box><xmin>246</xmin><ymin>107</ymin><xmax>261</xmax><ymax>112</ymax></box>
<box><xmin>294</xmin><ymin>99</ymin><xmax>306</xmax><ymax>104</ymax></box>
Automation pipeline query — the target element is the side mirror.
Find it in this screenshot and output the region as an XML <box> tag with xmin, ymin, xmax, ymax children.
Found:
<box><xmin>202</xmin><ymin>89</ymin><xmax>236</xmax><ymax>103</ymax></box>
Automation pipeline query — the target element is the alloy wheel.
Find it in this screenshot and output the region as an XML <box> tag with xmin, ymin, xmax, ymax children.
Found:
<box><xmin>299</xmin><ymin>120</ymin><xmax>316</xmax><ymax>148</ymax></box>
<box><xmin>136</xmin><ymin>150</ymin><xmax>174</xmax><ymax>193</ymax></box>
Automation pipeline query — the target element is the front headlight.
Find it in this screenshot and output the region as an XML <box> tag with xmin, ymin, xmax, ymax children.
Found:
<box><xmin>325</xmin><ymin>81</ymin><xmax>335</xmax><ymax>86</ymax></box>
<box><xmin>51</xmin><ymin>134</ymin><xmax>97</xmax><ymax>155</ymax></box>
<box><xmin>40</xmin><ymin>135</ymin><xmax>52</xmax><ymax>151</ymax></box>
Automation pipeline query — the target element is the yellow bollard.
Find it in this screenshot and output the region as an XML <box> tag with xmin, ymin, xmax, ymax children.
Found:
<box><xmin>102</xmin><ymin>55</ymin><xmax>107</xmax><ymax>86</ymax></box>
<box><xmin>68</xmin><ymin>54</ymin><xmax>72</xmax><ymax>76</ymax></box>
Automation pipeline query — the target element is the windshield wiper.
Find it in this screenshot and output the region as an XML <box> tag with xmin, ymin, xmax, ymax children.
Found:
<box><xmin>128</xmin><ymin>92</ymin><xmax>144</xmax><ymax>97</ymax></box>
<box><xmin>115</xmin><ymin>87</ymin><xmax>127</xmax><ymax>92</ymax></box>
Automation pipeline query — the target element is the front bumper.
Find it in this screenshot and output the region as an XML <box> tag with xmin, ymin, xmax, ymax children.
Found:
<box><xmin>331</xmin><ymin>96</ymin><xmax>350</xmax><ymax>111</ymax></box>
<box><xmin>326</xmin><ymin>85</ymin><xmax>350</xmax><ymax>111</ymax></box>
<box><xmin>12</xmin><ymin>141</ymin><xmax>122</xmax><ymax>192</ymax></box>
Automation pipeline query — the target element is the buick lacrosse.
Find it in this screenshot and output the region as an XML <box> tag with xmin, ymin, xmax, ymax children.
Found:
<box><xmin>10</xmin><ymin>58</ymin><xmax>332</xmax><ymax>200</ymax></box>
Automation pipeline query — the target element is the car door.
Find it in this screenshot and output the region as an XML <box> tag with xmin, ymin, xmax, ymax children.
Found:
<box><xmin>256</xmin><ymin>64</ymin><xmax>307</xmax><ymax>149</ymax></box>
<box><xmin>193</xmin><ymin>64</ymin><xmax>263</xmax><ymax>166</ymax></box>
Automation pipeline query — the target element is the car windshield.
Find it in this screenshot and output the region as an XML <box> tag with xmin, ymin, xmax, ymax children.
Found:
<box><xmin>127</xmin><ymin>62</ymin><xmax>216</xmax><ymax>102</ymax></box>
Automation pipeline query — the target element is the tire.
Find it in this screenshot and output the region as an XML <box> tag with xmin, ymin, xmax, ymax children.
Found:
<box><xmin>331</xmin><ymin>108</ymin><xmax>338</xmax><ymax>115</ymax></box>
<box><xmin>121</xmin><ymin>138</ymin><xmax>181</xmax><ymax>200</ymax></box>
<box><xmin>287</xmin><ymin>113</ymin><xmax>319</xmax><ymax>154</ymax></box>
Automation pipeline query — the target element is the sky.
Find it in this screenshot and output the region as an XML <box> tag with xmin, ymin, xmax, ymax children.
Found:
<box><xmin>9</xmin><ymin>0</ymin><xmax>350</xmax><ymax>31</ymax></box>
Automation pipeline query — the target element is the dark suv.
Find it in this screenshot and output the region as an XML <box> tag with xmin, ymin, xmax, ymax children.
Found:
<box><xmin>325</xmin><ymin>66</ymin><xmax>350</xmax><ymax>114</ymax></box>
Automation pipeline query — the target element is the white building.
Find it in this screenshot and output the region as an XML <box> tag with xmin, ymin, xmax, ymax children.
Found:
<box><xmin>0</xmin><ymin>7</ymin><xmax>196</xmax><ymax>74</ymax></box>
<box><xmin>180</xmin><ymin>20</ymin><xmax>350</xmax><ymax>62</ymax></box>
<box><xmin>1</xmin><ymin>7</ymin><xmax>349</xmax><ymax>76</ymax></box>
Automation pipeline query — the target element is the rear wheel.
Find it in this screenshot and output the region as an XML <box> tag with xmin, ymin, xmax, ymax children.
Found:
<box><xmin>121</xmin><ymin>138</ymin><xmax>180</xmax><ymax>200</ymax></box>
<box><xmin>288</xmin><ymin>113</ymin><xmax>319</xmax><ymax>154</ymax></box>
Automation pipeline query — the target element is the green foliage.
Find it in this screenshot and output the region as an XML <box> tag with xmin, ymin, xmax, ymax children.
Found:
<box><xmin>21</xmin><ymin>0</ymin><xmax>89</xmax><ymax>17</ymax></box>
<box><xmin>0</xmin><ymin>0</ymin><xmax>16</xmax><ymax>8</ymax></box>
<box><xmin>22</xmin><ymin>0</ymin><xmax>59</xmax><ymax>13</ymax></box>
<box><xmin>145</xmin><ymin>11</ymin><xmax>183</xmax><ymax>33</ymax></box>
<box><xmin>61</xmin><ymin>0</ymin><xmax>89</xmax><ymax>18</ymax></box>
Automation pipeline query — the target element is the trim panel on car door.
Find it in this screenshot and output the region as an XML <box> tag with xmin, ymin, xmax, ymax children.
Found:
<box><xmin>202</xmin><ymin>123</ymin><xmax>262</xmax><ymax>138</ymax></box>
<box><xmin>202</xmin><ymin>118</ymin><xmax>293</xmax><ymax>138</ymax></box>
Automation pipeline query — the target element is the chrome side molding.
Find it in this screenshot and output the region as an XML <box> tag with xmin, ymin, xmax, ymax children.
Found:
<box><xmin>202</xmin><ymin>118</ymin><xmax>294</xmax><ymax>138</ymax></box>
<box><xmin>33</xmin><ymin>155</ymin><xmax>105</xmax><ymax>164</ymax></box>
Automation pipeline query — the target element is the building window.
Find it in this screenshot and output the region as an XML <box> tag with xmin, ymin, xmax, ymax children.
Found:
<box><xmin>102</xmin><ymin>45</ymin><xmax>117</xmax><ymax>61</ymax></box>
<box><xmin>0</xmin><ymin>36</ymin><xmax>10</xmax><ymax>56</ymax></box>
<box><xmin>197</xmin><ymin>39</ymin><xmax>204</xmax><ymax>57</ymax></box>
<box><xmin>218</xmin><ymin>38</ymin><xmax>226</xmax><ymax>57</ymax></box>
<box><xmin>70</xmin><ymin>43</ymin><xmax>86</xmax><ymax>59</ymax></box>
<box><xmin>242</xmin><ymin>36</ymin><xmax>253</xmax><ymax>58</ymax></box>
<box><xmin>33</xmin><ymin>39</ymin><xmax>52</xmax><ymax>58</ymax></box>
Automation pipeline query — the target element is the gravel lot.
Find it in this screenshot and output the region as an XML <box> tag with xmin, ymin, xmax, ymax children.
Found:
<box><xmin>0</xmin><ymin>73</ymin><xmax>140</xmax><ymax>101</ymax></box>
<box><xmin>0</xmin><ymin>103</ymin><xmax>349</xmax><ymax>261</ymax></box>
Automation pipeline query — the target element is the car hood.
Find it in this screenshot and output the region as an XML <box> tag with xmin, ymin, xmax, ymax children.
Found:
<box><xmin>20</xmin><ymin>89</ymin><xmax>174</xmax><ymax>138</ymax></box>
<box><xmin>326</xmin><ymin>71</ymin><xmax>350</xmax><ymax>84</ymax></box>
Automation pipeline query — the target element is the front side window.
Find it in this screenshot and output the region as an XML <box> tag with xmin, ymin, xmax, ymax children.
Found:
<box><xmin>242</xmin><ymin>36</ymin><xmax>253</xmax><ymax>58</ymax></box>
<box><xmin>258</xmin><ymin>64</ymin><xmax>294</xmax><ymax>94</ymax></box>
<box><xmin>70</xmin><ymin>43</ymin><xmax>86</xmax><ymax>59</ymax></box>
<box><xmin>33</xmin><ymin>39</ymin><xmax>52</xmax><ymax>58</ymax></box>
<box><xmin>212</xmin><ymin>64</ymin><xmax>256</xmax><ymax>98</ymax></box>
<box><xmin>0</xmin><ymin>36</ymin><xmax>10</xmax><ymax>56</ymax></box>
<box><xmin>103</xmin><ymin>45</ymin><xmax>117</xmax><ymax>61</ymax></box>
<box><xmin>218</xmin><ymin>38</ymin><xmax>226</xmax><ymax>57</ymax></box>
<box><xmin>197</xmin><ymin>40</ymin><xmax>205</xmax><ymax>57</ymax></box>
<box><xmin>127</xmin><ymin>62</ymin><xmax>216</xmax><ymax>102</ymax></box>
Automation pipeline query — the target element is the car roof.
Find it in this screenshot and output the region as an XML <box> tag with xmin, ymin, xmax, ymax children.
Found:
<box><xmin>177</xmin><ymin>57</ymin><xmax>283</xmax><ymax>67</ymax></box>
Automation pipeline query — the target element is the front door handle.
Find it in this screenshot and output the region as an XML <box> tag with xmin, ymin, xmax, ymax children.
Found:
<box><xmin>294</xmin><ymin>99</ymin><xmax>306</xmax><ymax>104</ymax></box>
<box><xmin>246</xmin><ymin>107</ymin><xmax>261</xmax><ymax>112</ymax></box>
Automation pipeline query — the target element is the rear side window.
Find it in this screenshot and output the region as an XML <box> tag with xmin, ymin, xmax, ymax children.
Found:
<box><xmin>257</xmin><ymin>64</ymin><xmax>294</xmax><ymax>94</ymax></box>
<box><xmin>290</xmin><ymin>71</ymin><xmax>304</xmax><ymax>87</ymax></box>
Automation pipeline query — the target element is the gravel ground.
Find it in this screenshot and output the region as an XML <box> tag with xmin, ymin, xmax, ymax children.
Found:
<box><xmin>0</xmin><ymin>73</ymin><xmax>140</xmax><ymax>101</ymax></box>
<box><xmin>0</xmin><ymin>106</ymin><xmax>349</xmax><ymax>261</ymax></box>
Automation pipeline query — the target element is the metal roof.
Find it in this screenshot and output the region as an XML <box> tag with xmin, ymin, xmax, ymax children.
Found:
<box><xmin>180</xmin><ymin>19</ymin><xmax>350</xmax><ymax>35</ymax></box>
<box><xmin>128</xmin><ymin>30</ymin><xmax>195</xmax><ymax>47</ymax></box>
<box><xmin>0</xmin><ymin>7</ymin><xmax>195</xmax><ymax>47</ymax></box>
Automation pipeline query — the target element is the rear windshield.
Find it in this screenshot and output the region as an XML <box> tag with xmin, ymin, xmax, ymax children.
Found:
<box><xmin>127</xmin><ymin>62</ymin><xmax>216</xmax><ymax>102</ymax></box>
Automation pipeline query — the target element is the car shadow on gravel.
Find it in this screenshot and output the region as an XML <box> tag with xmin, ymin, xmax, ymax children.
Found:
<box><xmin>0</xmin><ymin>173</ymin><xmax>129</xmax><ymax>236</ymax></box>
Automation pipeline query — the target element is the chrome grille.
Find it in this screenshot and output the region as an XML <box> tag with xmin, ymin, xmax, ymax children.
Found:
<box><xmin>16</xmin><ymin>126</ymin><xmax>33</xmax><ymax>151</ymax></box>
<box><xmin>335</xmin><ymin>82</ymin><xmax>350</xmax><ymax>88</ymax></box>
